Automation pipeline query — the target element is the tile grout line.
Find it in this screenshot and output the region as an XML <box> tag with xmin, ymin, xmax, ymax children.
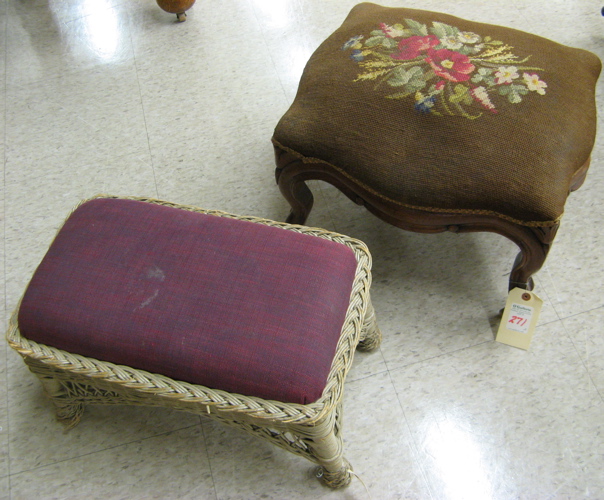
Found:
<box><xmin>384</xmin><ymin>364</ymin><xmax>437</xmax><ymax>500</ymax></box>
<box><xmin>129</xmin><ymin>21</ymin><xmax>160</xmax><ymax>200</ymax></box>
<box><xmin>199</xmin><ymin>417</ymin><xmax>220</xmax><ymax>500</ymax></box>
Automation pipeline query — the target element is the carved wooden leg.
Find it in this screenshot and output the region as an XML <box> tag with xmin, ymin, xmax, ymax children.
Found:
<box><xmin>274</xmin><ymin>146</ymin><xmax>316</xmax><ymax>225</ymax></box>
<box><xmin>280</xmin><ymin>176</ymin><xmax>314</xmax><ymax>225</ymax></box>
<box><xmin>358</xmin><ymin>297</ymin><xmax>382</xmax><ymax>351</ymax></box>
<box><xmin>508</xmin><ymin>224</ymin><xmax>559</xmax><ymax>291</ymax></box>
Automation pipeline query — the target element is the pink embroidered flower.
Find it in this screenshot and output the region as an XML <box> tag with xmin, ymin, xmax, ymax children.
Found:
<box><xmin>435</xmin><ymin>80</ymin><xmax>446</xmax><ymax>91</ymax></box>
<box><xmin>425</xmin><ymin>48</ymin><xmax>476</xmax><ymax>82</ymax></box>
<box><xmin>391</xmin><ymin>35</ymin><xmax>439</xmax><ymax>60</ymax></box>
<box><xmin>523</xmin><ymin>73</ymin><xmax>547</xmax><ymax>95</ymax></box>
<box><xmin>470</xmin><ymin>86</ymin><xmax>498</xmax><ymax>113</ymax></box>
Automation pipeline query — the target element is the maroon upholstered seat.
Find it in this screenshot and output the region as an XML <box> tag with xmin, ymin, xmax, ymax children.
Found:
<box><xmin>18</xmin><ymin>198</ymin><xmax>358</xmax><ymax>404</ymax></box>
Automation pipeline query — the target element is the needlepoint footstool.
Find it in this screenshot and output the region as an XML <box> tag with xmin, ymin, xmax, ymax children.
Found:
<box><xmin>7</xmin><ymin>195</ymin><xmax>381</xmax><ymax>488</ymax></box>
<box><xmin>273</xmin><ymin>2</ymin><xmax>601</xmax><ymax>292</ymax></box>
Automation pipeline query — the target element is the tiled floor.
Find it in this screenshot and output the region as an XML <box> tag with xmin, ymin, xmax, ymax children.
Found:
<box><xmin>1</xmin><ymin>0</ymin><xmax>603</xmax><ymax>498</ymax></box>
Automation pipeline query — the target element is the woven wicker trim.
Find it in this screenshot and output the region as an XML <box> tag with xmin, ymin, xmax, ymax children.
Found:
<box><xmin>272</xmin><ymin>138</ymin><xmax>563</xmax><ymax>228</ymax></box>
<box><xmin>6</xmin><ymin>195</ymin><xmax>373</xmax><ymax>425</ymax></box>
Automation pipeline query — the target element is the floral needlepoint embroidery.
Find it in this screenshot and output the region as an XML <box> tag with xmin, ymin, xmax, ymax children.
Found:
<box><xmin>341</xmin><ymin>19</ymin><xmax>547</xmax><ymax>119</ymax></box>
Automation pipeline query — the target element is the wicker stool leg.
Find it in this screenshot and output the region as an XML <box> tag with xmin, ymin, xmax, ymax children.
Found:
<box><xmin>27</xmin><ymin>365</ymin><xmax>86</xmax><ymax>428</ymax></box>
<box><xmin>357</xmin><ymin>297</ymin><xmax>381</xmax><ymax>352</ymax></box>
<box><xmin>297</xmin><ymin>404</ymin><xmax>353</xmax><ymax>488</ymax></box>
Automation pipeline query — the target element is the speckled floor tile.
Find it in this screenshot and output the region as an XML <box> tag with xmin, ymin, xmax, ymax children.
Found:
<box><xmin>0</xmin><ymin>14</ymin><xmax>7</xmax><ymax>89</ymax></box>
<box><xmin>202</xmin><ymin>370</ymin><xmax>430</xmax><ymax>499</ymax></box>
<box><xmin>390</xmin><ymin>320</ymin><xmax>604</xmax><ymax>499</ymax></box>
<box><xmin>151</xmin><ymin>134</ymin><xmax>316</xmax><ymax>224</ymax></box>
<box><xmin>0</xmin><ymin>407</ymin><xmax>8</xmax><ymax>480</ymax></box>
<box><xmin>8</xmin><ymin>424</ymin><xmax>216</xmax><ymax>500</ymax></box>
<box><xmin>0</xmin><ymin>476</ymin><xmax>8</xmax><ymax>500</ymax></box>
<box><xmin>562</xmin><ymin>307</ymin><xmax>604</xmax><ymax>400</ymax></box>
<box><xmin>5</xmin><ymin>64</ymin><xmax>149</xmax><ymax>174</ymax></box>
<box><xmin>134</xmin><ymin>0</ymin><xmax>288</xmax><ymax>155</ymax></box>
<box><xmin>4</xmin><ymin>0</ymin><xmax>135</xmax><ymax>87</ymax></box>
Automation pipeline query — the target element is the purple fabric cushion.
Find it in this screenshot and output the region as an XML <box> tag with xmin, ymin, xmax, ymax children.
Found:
<box><xmin>18</xmin><ymin>198</ymin><xmax>358</xmax><ymax>404</ymax></box>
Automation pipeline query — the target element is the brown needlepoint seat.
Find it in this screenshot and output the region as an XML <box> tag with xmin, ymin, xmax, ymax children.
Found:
<box><xmin>273</xmin><ymin>2</ymin><xmax>601</xmax><ymax>291</ymax></box>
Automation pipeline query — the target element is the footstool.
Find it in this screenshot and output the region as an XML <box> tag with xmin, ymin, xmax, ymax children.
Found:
<box><xmin>6</xmin><ymin>195</ymin><xmax>381</xmax><ymax>488</ymax></box>
<box><xmin>273</xmin><ymin>2</ymin><xmax>601</xmax><ymax>291</ymax></box>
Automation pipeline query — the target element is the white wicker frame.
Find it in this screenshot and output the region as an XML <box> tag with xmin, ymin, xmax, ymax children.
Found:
<box><xmin>6</xmin><ymin>195</ymin><xmax>382</xmax><ymax>488</ymax></box>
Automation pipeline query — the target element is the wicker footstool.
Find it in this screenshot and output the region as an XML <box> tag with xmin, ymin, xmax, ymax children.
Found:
<box><xmin>273</xmin><ymin>2</ymin><xmax>601</xmax><ymax>292</ymax></box>
<box><xmin>7</xmin><ymin>195</ymin><xmax>381</xmax><ymax>488</ymax></box>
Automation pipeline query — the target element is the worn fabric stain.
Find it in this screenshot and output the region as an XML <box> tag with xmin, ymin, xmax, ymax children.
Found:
<box><xmin>135</xmin><ymin>289</ymin><xmax>159</xmax><ymax>310</ymax></box>
<box><xmin>146</xmin><ymin>265</ymin><xmax>166</xmax><ymax>281</ymax></box>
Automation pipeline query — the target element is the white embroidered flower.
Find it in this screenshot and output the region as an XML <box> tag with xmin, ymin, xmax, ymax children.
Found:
<box><xmin>380</xmin><ymin>23</ymin><xmax>406</xmax><ymax>38</ymax></box>
<box><xmin>440</xmin><ymin>35</ymin><xmax>463</xmax><ymax>50</ymax></box>
<box><xmin>457</xmin><ymin>31</ymin><xmax>481</xmax><ymax>44</ymax></box>
<box><xmin>494</xmin><ymin>66</ymin><xmax>519</xmax><ymax>85</ymax></box>
<box><xmin>523</xmin><ymin>73</ymin><xmax>547</xmax><ymax>95</ymax></box>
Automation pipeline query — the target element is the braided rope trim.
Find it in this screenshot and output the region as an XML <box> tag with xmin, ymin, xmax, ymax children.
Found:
<box><xmin>272</xmin><ymin>138</ymin><xmax>563</xmax><ymax>228</ymax></box>
<box><xmin>7</xmin><ymin>195</ymin><xmax>373</xmax><ymax>426</ymax></box>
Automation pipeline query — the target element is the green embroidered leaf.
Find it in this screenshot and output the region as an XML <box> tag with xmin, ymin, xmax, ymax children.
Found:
<box><xmin>387</xmin><ymin>66</ymin><xmax>425</xmax><ymax>89</ymax></box>
<box><xmin>510</xmin><ymin>84</ymin><xmax>529</xmax><ymax>95</ymax></box>
<box><xmin>392</xmin><ymin>23</ymin><xmax>407</xmax><ymax>33</ymax></box>
<box><xmin>423</xmin><ymin>69</ymin><xmax>436</xmax><ymax>81</ymax></box>
<box><xmin>457</xmin><ymin>46</ymin><xmax>474</xmax><ymax>56</ymax></box>
<box><xmin>405</xmin><ymin>18</ymin><xmax>428</xmax><ymax>36</ymax></box>
<box><xmin>383</xmin><ymin>37</ymin><xmax>399</xmax><ymax>49</ymax></box>
<box><xmin>449</xmin><ymin>84</ymin><xmax>473</xmax><ymax>105</ymax></box>
<box><xmin>370</xmin><ymin>30</ymin><xmax>384</xmax><ymax>36</ymax></box>
<box><xmin>365</xmin><ymin>36</ymin><xmax>398</xmax><ymax>49</ymax></box>
<box><xmin>404</xmin><ymin>80</ymin><xmax>426</xmax><ymax>92</ymax></box>
<box><xmin>365</xmin><ymin>36</ymin><xmax>387</xmax><ymax>47</ymax></box>
<box><xmin>430</xmin><ymin>21</ymin><xmax>458</xmax><ymax>39</ymax></box>
<box><xmin>471</xmin><ymin>68</ymin><xmax>496</xmax><ymax>86</ymax></box>
<box><xmin>484</xmin><ymin>36</ymin><xmax>492</xmax><ymax>42</ymax></box>
<box><xmin>487</xmin><ymin>40</ymin><xmax>504</xmax><ymax>46</ymax></box>
<box><xmin>499</xmin><ymin>84</ymin><xmax>527</xmax><ymax>103</ymax></box>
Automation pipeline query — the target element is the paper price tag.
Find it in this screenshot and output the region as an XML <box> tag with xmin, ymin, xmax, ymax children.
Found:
<box><xmin>507</xmin><ymin>303</ymin><xmax>533</xmax><ymax>334</ymax></box>
<box><xmin>496</xmin><ymin>288</ymin><xmax>543</xmax><ymax>350</ymax></box>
